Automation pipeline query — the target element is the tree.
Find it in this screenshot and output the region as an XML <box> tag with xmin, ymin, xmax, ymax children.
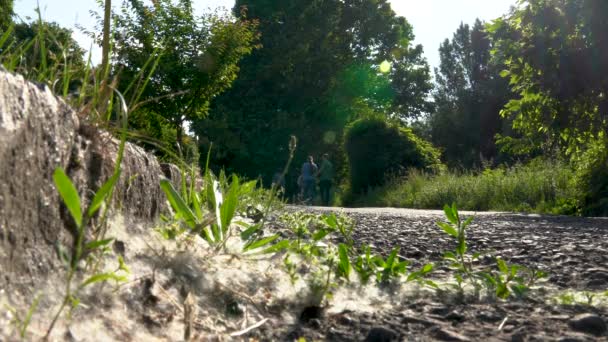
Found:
<box><xmin>113</xmin><ymin>0</ymin><xmax>259</xmax><ymax>151</ymax></box>
<box><xmin>6</xmin><ymin>21</ymin><xmax>85</xmax><ymax>77</ymax></box>
<box><xmin>0</xmin><ymin>0</ymin><xmax>13</xmax><ymax>32</ymax></box>
<box><xmin>488</xmin><ymin>0</ymin><xmax>608</xmax><ymax>155</ymax></box>
<box><xmin>430</xmin><ymin>20</ymin><xmax>511</xmax><ymax>168</ymax></box>
<box><xmin>195</xmin><ymin>0</ymin><xmax>432</xmax><ymax>189</ymax></box>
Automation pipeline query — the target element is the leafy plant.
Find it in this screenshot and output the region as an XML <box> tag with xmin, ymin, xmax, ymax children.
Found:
<box><xmin>5</xmin><ymin>294</ymin><xmax>41</xmax><ymax>340</ymax></box>
<box><xmin>353</xmin><ymin>245</ymin><xmax>377</xmax><ymax>284</ymax></box>
<box><xmin>438</xmin><ymin>203</ymin><xmax>548</xmax><ymax>299</ymax></box>
<box><xmin>46</xmin><ymin>168</ymin><xmax>127</xmax><ymax>338</ymax></box>
<box><xmin>375</xmin><ymin>247</ymin><xmax>409</xmax><ymax>284</ymax></box>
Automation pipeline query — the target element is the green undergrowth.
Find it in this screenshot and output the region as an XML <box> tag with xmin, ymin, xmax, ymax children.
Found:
<box><xmin>345</xmin><ymin>159</ymin><xmax>578</xmax><ymax>215</ymax></box>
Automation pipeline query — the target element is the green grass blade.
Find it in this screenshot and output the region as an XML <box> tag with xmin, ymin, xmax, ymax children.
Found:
<box><xmin>87</xmin><ymin>172</ymin><xmax>120</xmax><ymax>217</ymax></box>
<box><xmin>0</xmin><ymin>24</ymin><xmax>14</xmax><ymax>50</ymax></box>
<box><xmin>338</xmin><ymin>243</ymin><xmax>351</xmax><ymax>280</ymax></box>
<box><xmin>220</xmin><ymin>175</ymin><xmax>240</xmax><ymax>234</ymax></box>
<box><xmin>443</xmin><ymin>204</ymin><xmax>458</xmax><ymax>225</ymax></box>
<box><xmin>244</xmin><ymin>234</ymin><xmax>279</xmax><ymax>251</ymax></box>
<box><xmin>257</xmin><ymin>239</ymin><xmax>290</xmax><ymax>254</ymax></box>
<box><xmin>53</xmin><ymin>168</ymin><xmax>82</xmax><ymax>227</ymax></box>
<box><xmin>160</xmin><ymin>179</ymin><xmax>197</xmax><ymax>229</ymax></box>
<box><xmin>84</xmin><ymin>238</ymin><xmax>114</xmax><ymax>252</ymax></box>
<box><xmin>79</xmin><ymin>272</ymin><xmax>127</xmax><ymax>289</ymax></box>
<box><xmin>437</xmin><ymin>222</ymin><xmax>458</xmax><ymax>238</ymax></box>
<box><xmin>19</xmin><ymin>293</ymin><xmax>41</xmax><ymax>338</ymax></box>
<box><xmin>240</xmin><ymin>223</ymin><xmax>261</xmax><ymax>241</ymax></box>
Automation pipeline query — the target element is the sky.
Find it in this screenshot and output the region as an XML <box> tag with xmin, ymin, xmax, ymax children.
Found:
<box><xmin>13</xmin><ymin>0</ymin><xmax>517</xmax><ymax>72</ymax></box>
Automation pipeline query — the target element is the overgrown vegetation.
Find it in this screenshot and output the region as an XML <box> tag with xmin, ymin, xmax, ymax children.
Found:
<box><xmin>345</xmin><ymin>159</ymin><xmax>578</xmax><ymax>214</ymax></box>
<box><xmin>343</xmin><ymin>116</ymin><xmax>443</xmax><ymax>196</ymax></box>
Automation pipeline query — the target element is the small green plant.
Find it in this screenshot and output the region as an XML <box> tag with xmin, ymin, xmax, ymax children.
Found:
<box><xmin>375</xmin><ymin>247</ymin><xmax>409</xmax><ymax>284</ymax></box>
<box><xmin>353</xmin><ymin>245</ymin><xmax>377</xmax><ymax>284</ymax></box>
<box><xmin>437</xmin><ymin>203</ymin><xmax>547</xmax><ymax>300</ymax></box>
<box><xmin>437</xmin><ymin>203</ymin><xmax>478</xmax><ymax>289</ymax></box>
<box><xmin>283</xmin><ymin>254</ymin><xmax>299</xmax><ymax>285</ymax></box>
<box><xmin>46</xmin><ymin>168</ymin><xmax>128</xmax><ymax>338</ymax></box>
<box><xmin>5</xmin><ymin>294</ymin><xmax>41</xmax><ymax>340</ymax></box>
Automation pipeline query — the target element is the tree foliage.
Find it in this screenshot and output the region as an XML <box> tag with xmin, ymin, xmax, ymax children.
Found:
<box><xmin>344</xmin><ymin>116</ymin><xmax>442</xmax><ymax>194</ymax></box>
<box><xmin>2</xmin><ymin>21</ymin><xmax>85</xmax><ymax>81</ymax></box>
<box><xmin>488</xmin><ymin>0</ymin><xmax>608</xmax><ymax>155</ymax></box>
<box><xmin>431</xmin><ymin>20</ymin><xmax>512</xmax><ymax>168</ymax></box>
<box><xmin>195</xmin><ymin>0</ymin><xmax>432</xmax><ymax>189</ymax></box>
<box><xmin>112</xmin><ymin>0</ymin><xmax>259</xmax><ymax>151</ymax></box>
<box><xmin>0</xmin><ymin>0</ymin><xmax>13</xmax><ymax>32</ymax></box>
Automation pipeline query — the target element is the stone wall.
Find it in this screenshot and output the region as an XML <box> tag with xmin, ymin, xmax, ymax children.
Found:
<box><xmin>0</xmin><ymin>67</ymin><xmax>170</xmax><ymax>288</ymax></box>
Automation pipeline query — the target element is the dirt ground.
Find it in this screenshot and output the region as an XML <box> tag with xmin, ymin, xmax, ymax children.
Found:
<box><xmin>1</xmin><ymin>207</ymin><xmax>607</xmax><ymax>341</ymax></box>
<box><xmin>282</xmin><ymin>207</ymin><xmax>608</xmax><ymax>341</ymax></box>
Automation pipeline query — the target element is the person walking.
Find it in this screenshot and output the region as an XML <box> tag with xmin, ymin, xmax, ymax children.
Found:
<box><xmin>317</xmin><ymin>153</ymin><xmax>334</xmax><ymax>206</ymax></box>
<box><xmin>301</xmin><ymin>155</ymin><xmax>318</xmax><ymax>204</ymax></box>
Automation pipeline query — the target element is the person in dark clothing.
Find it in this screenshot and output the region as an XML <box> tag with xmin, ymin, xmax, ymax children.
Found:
<box><xmin>301</xmin><ymin>155</ymin><xmax>318</xmax><ymax>204</ymax></box>
<box><xmin>317</xmin><ymin>153</ymin><xmax>333</xmax><ymax>206</ymax></box>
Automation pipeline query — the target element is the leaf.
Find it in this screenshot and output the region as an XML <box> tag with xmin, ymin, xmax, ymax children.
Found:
<box><xmin>322</xmin><ymin>213</ymin><xmax>338</xmax><ymax>229</ymax></box>
<box><xmin>87</xmin><ymin>172</ymin><xmax>120</xmax><ymax>217</ymax></box>
<box><xmin>240</xmin><ymin>223</ymin><xmax>261</xmax><ymax>241</ymax></box>
<box><xmin>421</xmin><ymin>263</ymin><xmax>434</xmax><ymax>274</ymax></box>
<box><xmin>84</xmin><ymin>238</ymin><xmax>114</xmax><ymax>251</ymax></box>
<box><xmin>220</xmin><ymin>175</ymin><xmax>240</xmax><ymax>235</ymax></box>
<box><xmin>437</xmin><ymin>222</ymin><xmax>458</xmax><ymax>238</ymax></box>
<box><xmin>160</xmin><ymin>179</ymin><xmax>197</xmax><ymax>229</ymax></box>
<box><xmin>496</xmin><ymin>283</ymin><xmax>510</xmax><ymax>299</ymax></box>
<box><xmin>53</xmin><ymin>168</ymin><xmax>82</xmax><ymax>227</ymax></box>
<box><xmin>443</xmin><ymin>204</ymin><xmax>457</xmax><ymax>225</ymax></box>
<box><xmin>462</xmin><ymin>216</ymin><xmax>474</xmax><ymax>230</ymax></box>
<box><xmin>244</xmin><ymin>235</ymin><xmax>280</xmax><ymax>251</ymax></box>
<box><xmin>118</xmin><ymin>255</ymin><xmax>130</xmax><ymax>273</ymax></box>
<box><xmin>312</xmin><ymin>228</ymin><xmax>330</xmax><ymax>242</ymax></box>
<box><xmin>499</xmin><ymin>69</ymin><xmax>510</xmax><ymax>78</ymax></box>
<box><xmin>258</xmin><ymin>239</ymin><xmax>290</xmax><ymax>254</ymax></box>
<box><xmin>338</xmin><ymin>243</ymin><xmax>351</xmax><ymax>280</ymax></box>
<box><xmin>443</xmin><ymin>251</ymin><xmax>457</xmax><ymax>260</ymax></box>
<box><xmin>79</xmin><ymin>272</ymin><xmax>127</xmax><ymax>289</ymax></box>
<box><xmin>425</xmin><ymin>280</ymin><xmax>439</xmax><ymax>289</ymax></box>
<box><xmin>496</xmin><ymin>258</ymin><xmax>509</xmax><ymax>274</ymax></box>
<box><xmin>456</xmin><ymin>238</ymin><xmax>467</xmax><ymax>255</ymax></box>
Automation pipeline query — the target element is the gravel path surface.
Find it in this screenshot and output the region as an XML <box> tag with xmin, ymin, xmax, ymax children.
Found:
<box><xmin>280</xmin><ymin>206</ymin><xmax>608</xmax><ymax>341</ymax></box>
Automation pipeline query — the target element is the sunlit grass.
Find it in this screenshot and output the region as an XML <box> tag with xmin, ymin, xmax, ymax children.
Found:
<box><xmin>347</xmin><ymin>159</ymin><xmax>578</xmax><ymax>214</ymax></box>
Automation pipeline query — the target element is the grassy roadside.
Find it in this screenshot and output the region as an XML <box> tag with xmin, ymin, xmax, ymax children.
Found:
<box><xmin>342</xmin><ymin>159</ymin><xmax>578</xmax><ymax>215</ymax></box>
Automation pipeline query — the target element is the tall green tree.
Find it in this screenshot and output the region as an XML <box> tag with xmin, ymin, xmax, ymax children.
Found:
<box><xmin>112</xmin><ymin>0</ymin><xmax>259</xmax><ymax>151</ymax></box>
<box><xmin>195</xmin><ymin>0</ymin><xmax>432</xmax><ymax>188</ymax></box>
<box><xmin>430</xmin><ymin>20</ymin><xmax>511</xmax><ymax>168</ymax></box>
<box><xmin>488</xmin><ymin>0</ymin><xmax>608</xmax><ymax>155</ymax></box>
<box><xmin>0</xmin><ymin>0</ymin><xmax>13</xmax><ymax>32</ymax></box>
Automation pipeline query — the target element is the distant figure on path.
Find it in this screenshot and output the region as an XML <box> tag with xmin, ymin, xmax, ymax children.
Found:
<box><xmin>301</xmin><ymin>155</ymin><xmax>318</xmax><ymax>204</ymax></box>
<box><xmin>317</xmin><ymin>153</ymin><xmax>334</xmax><ymax>206</ymax></box>
<box><xmin>271</xmin><ymin>169</ymin><xmax>285</xmax><ymax>195</ymax></box>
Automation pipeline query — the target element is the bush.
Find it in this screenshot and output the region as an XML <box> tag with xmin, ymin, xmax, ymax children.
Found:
<box><xmin>574</xmin><ymin>137</ymin><xmax>608</xmax><ymax>216</ymax></box>
<box><xmin>347</xmin><ymin>158</ymin><xmax>579</xmax><ymax>214</ymax></box>
<box><xmin>343</xmin><ymin>117</ymin><xmax>442</xmax><ymax>195</ymax></box>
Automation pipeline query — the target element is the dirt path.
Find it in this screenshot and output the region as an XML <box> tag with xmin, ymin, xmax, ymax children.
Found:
<box><xmin>283</xmin><ymin>206</ymin><xmax>608</xmax><ymax>341</ymax></box>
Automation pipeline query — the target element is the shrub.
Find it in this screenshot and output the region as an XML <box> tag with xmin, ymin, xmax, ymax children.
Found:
<box><xmin>348</xmin><ymin>158</ymin><xmax>579</xmax><ymax>215</ymax></box>
<box><xmin>343</xmin><ymin>117</ymin><xmax>442</xmax><ymax>194</ymax></box>
<box><xmin>574</xmin><ymin>137</ymin><xmax>608</xmax><ymax>216</ymax></box>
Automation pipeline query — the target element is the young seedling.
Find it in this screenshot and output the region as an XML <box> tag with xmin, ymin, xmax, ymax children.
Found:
<box><xmin>46</xmin><ymin>168</ymin><xmax>127</xmax><ymax>339</ymax></box>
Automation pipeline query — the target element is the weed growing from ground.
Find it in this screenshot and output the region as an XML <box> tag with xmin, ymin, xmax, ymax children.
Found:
<box><xmin>437</xmin><ymin>204</ymin><xmax>548</xmax><ymax>300</ymax></box>
<box><xmin>46</xmin><ymin>168</ymin><xmax>129</xmax><ymax>338</ymax></box>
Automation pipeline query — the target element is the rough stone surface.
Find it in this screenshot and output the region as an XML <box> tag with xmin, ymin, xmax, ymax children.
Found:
<box><xmin>569</xmin><ymin>313</ymin><xmax>607</xmax><ymax>336</ymax></box>
<box><xmin>0</xmin><ymin>67</ymin><xmax>167</xmax><ymax>289</ymax></box>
